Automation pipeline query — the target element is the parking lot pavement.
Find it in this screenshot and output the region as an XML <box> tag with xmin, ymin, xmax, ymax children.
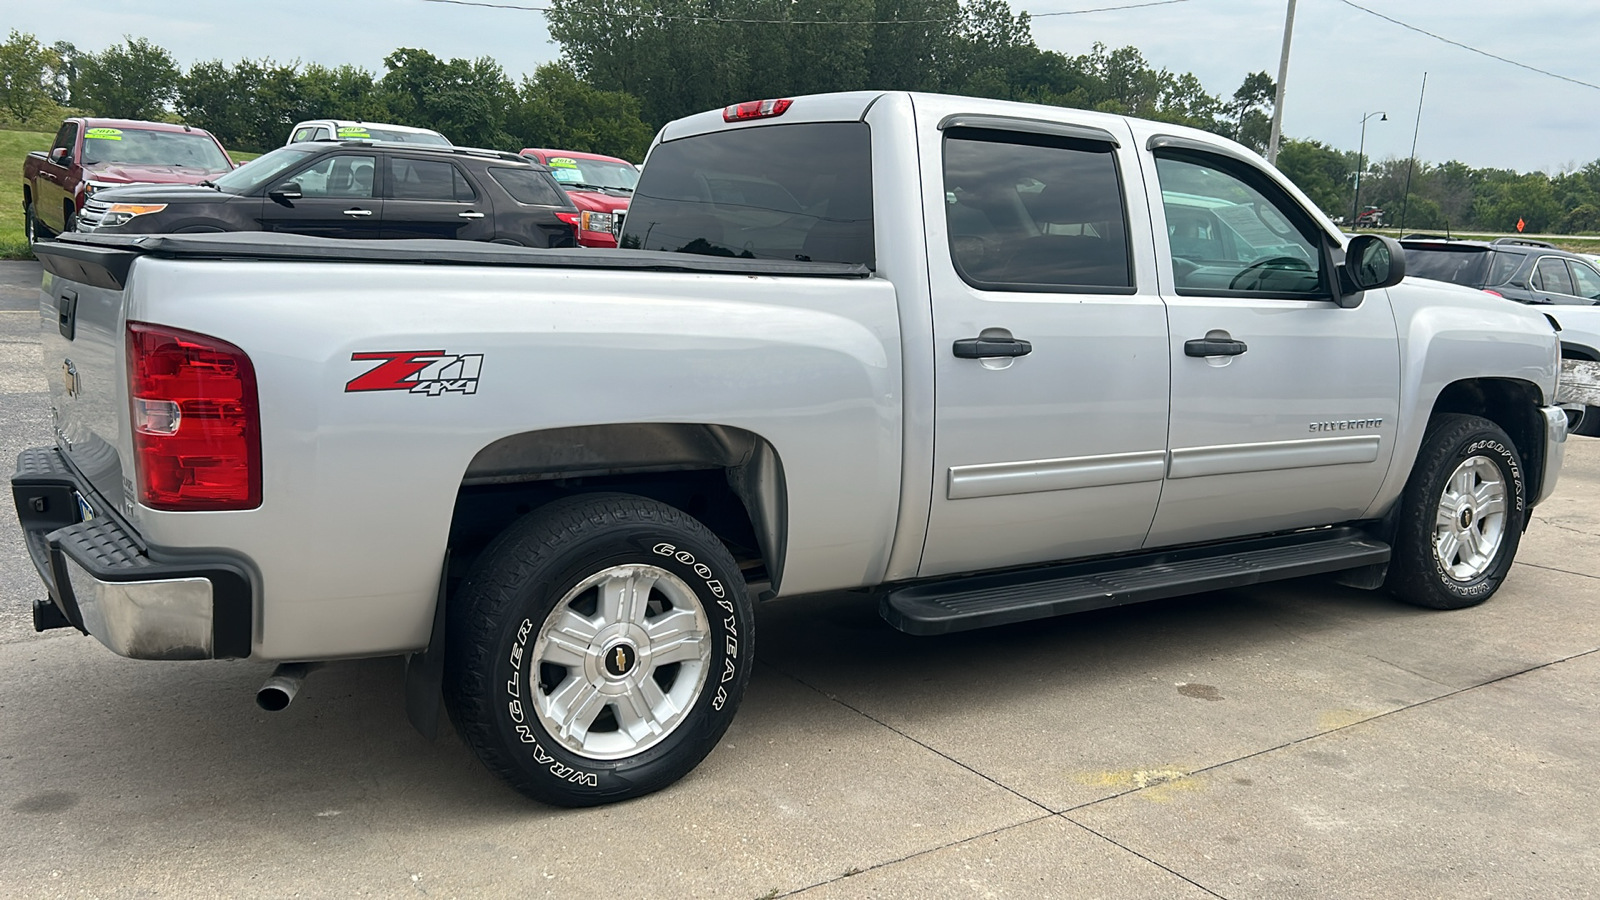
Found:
<box><xmin>0</xmin><ymin>252</ymin><xmax>1595</xmax><ymax>898</ymax></box>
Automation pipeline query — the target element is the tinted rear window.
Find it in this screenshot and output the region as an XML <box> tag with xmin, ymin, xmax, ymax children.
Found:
<box><xmin>489</xmin><ymin>167</ymin><xmax>570</xmax><ymax>207</ymax></box>
<box><xmin>619</xmin><ymin>122</ymin><xmax>873</xmax><ymax>266</ymax></box>
<box><xmin>1403</xmin><ymin>246</ymin><xmax>1492</xmax><ymax>287</ymax></box>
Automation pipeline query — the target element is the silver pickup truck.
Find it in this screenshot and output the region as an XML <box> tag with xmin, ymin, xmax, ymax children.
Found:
<box><xmin>12</xmin><ymin>91</ymin><xmax>1574</xmax><ymax>807</ymax></box>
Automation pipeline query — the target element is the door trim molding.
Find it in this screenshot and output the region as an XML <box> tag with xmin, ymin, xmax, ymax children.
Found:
<box><xmin>1167</xmin><ymin>434</ymin><xmax>1381</xmax><ymax>480</ymax></box>
<box><xmin>948</xmin><ymin>450</ymin><xmax>1167</xmax><ymax>500</ymax></box>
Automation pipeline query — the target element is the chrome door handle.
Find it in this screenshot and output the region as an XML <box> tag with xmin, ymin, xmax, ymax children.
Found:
<box><xmin>342</xmin><ymin>208</ymin><xmax>373</xmax><ymax>217</ymax></box>
<box><xmin>458</xmin><ymin>211</ymin><xmax>485</xmax><ymax>219</ymax></box>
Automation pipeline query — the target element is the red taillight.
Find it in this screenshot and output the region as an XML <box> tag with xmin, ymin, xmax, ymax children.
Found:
<box><xmin>126</xmin><ymin>322</ymin><xmax>261</xmax><ymax>511</ymax></box>
<box><xmin>1483</xmin><ymin>289</ymin><xmax>1503</xmax><ymax>297</ymax></box>
<box><xmin>554</xmin><ymin>211</ymin><xmax>580</xmax><ymax>227</ymax></box>
<box><xmin>722</xmin><ymin>98</ymin><xmax>793</xmax><ymax>122</ymax></box>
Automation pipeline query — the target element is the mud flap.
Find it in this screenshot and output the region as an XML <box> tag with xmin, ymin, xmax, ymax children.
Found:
<box><xmin>405</xmin><ymin>551</ymin><xmax>449</xmax><ymax>740</ymax></box>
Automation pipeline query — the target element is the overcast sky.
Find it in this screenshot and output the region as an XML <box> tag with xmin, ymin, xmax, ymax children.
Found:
<box><xmin>4</xmin><ymin>0</ymin><xmax>1596</xmax><ymax>172</ymax></box>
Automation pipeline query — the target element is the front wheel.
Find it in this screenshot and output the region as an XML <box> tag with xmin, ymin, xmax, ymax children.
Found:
<box><xmin>24</xmin><ymin>202</ymin><xmax>46</xmax><ymax>244</ymax></box>
<box><xmin>1386</xmin><ymin>414</ymin><xmax>1526</xmax><ymax>609</ymax></box>
<box><xmin>445</xmin><ymin>493</ymin><xmax>754</xmax><ymax>806</ymax></box>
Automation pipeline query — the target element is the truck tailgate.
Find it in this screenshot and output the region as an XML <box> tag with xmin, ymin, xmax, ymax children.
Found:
<box><xmin>33</xmin><ymin>241</ymin><xmax>138</xmax><ymax>515</ymax></box>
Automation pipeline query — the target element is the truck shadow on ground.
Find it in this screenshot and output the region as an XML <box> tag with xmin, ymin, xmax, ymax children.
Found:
<box><xmin>4</xmin><ymin>574</ymin><xmax>1423</xmax><ymax>821</ymax></box>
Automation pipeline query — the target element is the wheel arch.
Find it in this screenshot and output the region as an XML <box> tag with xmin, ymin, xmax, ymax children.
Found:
<box><xmin>1427</xmin><ymin>377</ymin><xmax>1547</xmax><ymax>507</ymax></box>
<box><xmin>447</xmin><ymin>422</ymin><xmax>789</xmax><ymax>594</ymax></box>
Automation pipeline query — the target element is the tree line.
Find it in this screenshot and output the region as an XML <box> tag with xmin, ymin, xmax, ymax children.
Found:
<box><xmin>3</xmin><ymin>4</ymin><xmax>1598</xmax><ymax>235</ymax></box>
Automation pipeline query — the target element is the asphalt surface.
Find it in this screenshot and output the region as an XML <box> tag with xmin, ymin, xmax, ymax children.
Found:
<box><xmin>1</xmin><ymin>258</ymin><xmax>1597</xmax><ymax>898</ymax></box>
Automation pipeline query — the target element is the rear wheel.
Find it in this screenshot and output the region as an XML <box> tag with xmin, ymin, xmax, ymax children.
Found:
<box><xmin>445</xmin><ymin>493</ymin><xmax>753</xmax><ymax>806</ymax></box>
<box><xmin>1385</xmin><ymin>414</ymin><xmax>1525</xmax><ymax>609</ymax></box>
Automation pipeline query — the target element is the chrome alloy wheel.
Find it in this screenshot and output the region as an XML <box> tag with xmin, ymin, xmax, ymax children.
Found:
<box><xmin>530</xmin><ymin>564</ymin><xmax>711</xmax><ymax>760</ymax></box>
<box><xmin>1433</xmin><ymin>455</ymin><xmax>1508</xmax><ymax>582</ymax></box>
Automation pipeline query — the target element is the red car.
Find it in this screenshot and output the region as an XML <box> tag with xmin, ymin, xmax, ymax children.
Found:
<box><xmin>518</xmin><ymin>149</ymin><xmax>637</xmax><ymax>248</ymax></box>
<box><xmin>22</xmin><ymin>117</ymin><xmax>236</xmax><ymax>241</ymax></box>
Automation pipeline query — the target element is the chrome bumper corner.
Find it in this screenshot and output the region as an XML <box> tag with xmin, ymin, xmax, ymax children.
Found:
<box><xmin>1535</xmin><ymin>405</ymin><xmax>1567</xmax><ymax>507</ymax></box>
<box><xmin>12</xmin><ymin>447</ymin><xmax>254</xmax><ymax>660</ymax></box>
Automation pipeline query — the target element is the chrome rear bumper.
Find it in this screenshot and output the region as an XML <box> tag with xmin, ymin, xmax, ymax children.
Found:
<box><xmin>11</xmin><ymin>447</ymin><xmax>254</xmax><ymax>659</ymax></box>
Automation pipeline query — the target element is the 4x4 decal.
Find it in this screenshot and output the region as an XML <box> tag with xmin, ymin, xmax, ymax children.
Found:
<box><xmin>346</xmin><ymin>350</ymin><xmax>483</xmax><ymax>396</ymax></box>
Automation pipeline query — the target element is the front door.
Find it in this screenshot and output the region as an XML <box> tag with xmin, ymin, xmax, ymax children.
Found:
<box><xmin>258</xmin><ymin>152</ymin><xmax>384</xmax><ymax>239</ymax></box>
<box><xmin>917</xmin><ymin>106</ymin><xmax>1171</xmax><ymax>578</ymax></box>
<box><xmin>39</xmin><ymin>122</ymin><xmax>79</xmax><ymax>232</ymax></box>
<box><xmin>1140</xmin><ymin>139</ymin><xmax>1399</xmax><ymax>547</ymax></box>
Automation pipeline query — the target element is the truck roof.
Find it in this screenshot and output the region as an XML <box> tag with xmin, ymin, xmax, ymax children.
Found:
<box><xmin>69</xmin><ymin>117</ymin><xmax>213</xmax><ymax>134</ymax></box>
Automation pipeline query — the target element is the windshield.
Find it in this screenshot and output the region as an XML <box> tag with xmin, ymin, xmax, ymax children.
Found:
<box><xmin>618</xmin><ymin>122</ymin><xmax>873</xmax><ymax>265</ymax></box>
<box><xmin>80</xmin><ymin>128</ymin><xmax>231</xmax><ymax>171</ymax></box>
<box><xmin>543</xmin><ymin>156</ymin><xmax>640</xmax><ymax>191</ymax></box>
<box><xmin>1403</xmin><ymin>246</ymin><xmax>1493</xmax><ymax>287</ymax></box>
<box><xmin>336</xmin><ymin>125</ymin><xmax>449</xmax><ymax>145</ymax></box>
<box><xmin>210</xmin><ymin>146</ymin><xmax>318</xmax><ymax>194</ymax></box>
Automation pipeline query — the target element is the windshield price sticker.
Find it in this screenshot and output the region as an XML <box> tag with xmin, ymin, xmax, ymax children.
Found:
<box><xmin>85</xmin><ymin>128</ymin><xmax>123</xmax><ymax>141</ymax></box>
<box><xmin>547</xmin><ymin>157</ymin><xmax>579</xmax><ymax>168</ymax></box>
<box><xmin>337</xmin><ymin>127</ymin><xmax>372</xmax><ymax>138</ymax></box>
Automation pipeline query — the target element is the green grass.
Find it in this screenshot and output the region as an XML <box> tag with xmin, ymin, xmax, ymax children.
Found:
<box><xmin>2</xmin><ymin>129</ymin><xmax>52</xmax><ymax>260</ymax></box>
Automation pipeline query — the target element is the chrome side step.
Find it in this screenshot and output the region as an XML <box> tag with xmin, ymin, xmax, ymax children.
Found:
<box><xmin>881</xmin><ymin>527</ymin><xmax>1390</xmax><ymax>636</ymax></box>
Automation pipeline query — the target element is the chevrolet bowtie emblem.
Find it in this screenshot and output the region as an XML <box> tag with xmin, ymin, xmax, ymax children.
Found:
<box><xmin>615</xmin><ymin>647</ymin><xmax>627</xmax><ymax>671</ymax></box>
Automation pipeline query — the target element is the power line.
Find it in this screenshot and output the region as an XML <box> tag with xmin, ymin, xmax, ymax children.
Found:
<box><xmin>1334</xmin><ymin>0</ymin><xmax>1600</xmax><ymax>92</ymax></box>
<box><xmin>416</xmin><ymin>0</ymin><xmax>1191</xmax><ymax>25</ymax></box>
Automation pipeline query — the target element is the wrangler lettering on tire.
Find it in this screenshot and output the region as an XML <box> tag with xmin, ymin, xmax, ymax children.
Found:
<box><xmin>444</xmin><ymin>493</ymin><xmax>754</xmax><ymax>806</ymax></box>
<box><xmin>1386</xmin><ymin>414</ymin><xmax>1526</xmax><ymax>610</ymax></box>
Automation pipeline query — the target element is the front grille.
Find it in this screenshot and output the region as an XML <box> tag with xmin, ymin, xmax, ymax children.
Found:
<box><xmin>77</xmin><ymin>198</ymin><xmax>112</xmax><ymax>230</ymax></box>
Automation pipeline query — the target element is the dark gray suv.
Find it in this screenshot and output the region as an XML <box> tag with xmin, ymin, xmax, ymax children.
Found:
<box><xmin>76</xmin><ymin>141</ymin><xmax>579</xmax><ymax>248</ymax></box>
<box><xmin>1401</xmin><ymin>236</ymin><xmax>1600</xmax><ymax>305</ymax></box>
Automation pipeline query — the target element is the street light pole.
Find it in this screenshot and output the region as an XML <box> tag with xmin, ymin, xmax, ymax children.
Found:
<box><xmin>1351</xmin><ymin>111</ymin><xmax>1387</xmax><ymax>226</ymax></box>
<box><xmin>1267</xmin><ymin>0</ymin><xmax>1298</xmax><ymax>166</ymax></box>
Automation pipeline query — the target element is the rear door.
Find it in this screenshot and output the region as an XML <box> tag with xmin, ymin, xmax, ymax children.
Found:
<box><xmin>256</xmin><ymin>152</ymin><xmax>384</xmax><ymax>238</ymax></box>
<box><xmin>1141</xmin><ymin>137</ymin><xmax>1399</xmax><ymax>546</ymax></box>
<box><xmin>381</xmin><ymin>156</ymin><xmax>493</xmax><ymax>240</ymax></box>
<box><xmin>915</xmin><ymin>103</ymin><xmax>1171</xmax><ymax>578</ymax></box>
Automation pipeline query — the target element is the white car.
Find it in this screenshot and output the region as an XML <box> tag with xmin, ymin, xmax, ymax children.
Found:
<box><xmin>285</xmin><ymin>119</ymin><xmax>450</xmax><ymax>147</ymax></box>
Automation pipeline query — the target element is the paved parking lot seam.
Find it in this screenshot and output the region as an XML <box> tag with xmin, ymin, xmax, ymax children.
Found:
<box><xmin>1056</xmin><ymin>816</ymin><xmax>1232</xmax><ymax>900</ymax></box>
<box><xmin>1514</xmin><ymin>559</ymin><xmax>1600</xmax><ymax>581</ymax></box>
<box><xmin>761</xmin><ymin>661</ymin><xmax>1057</xmax><ymax>814</ymax></box>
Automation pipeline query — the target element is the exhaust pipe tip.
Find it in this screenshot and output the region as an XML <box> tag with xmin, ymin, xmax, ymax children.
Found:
<box><xmin>256</xmin><ymin>662</ymin><xmax>315</xmax><ymax>711</ymax></box>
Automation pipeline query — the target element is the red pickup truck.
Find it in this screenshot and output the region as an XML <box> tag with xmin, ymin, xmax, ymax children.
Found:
<box><xmin>22</xmin><ymin>118</ymin><xmax>235</xmax><ymax>242</ymax></box>
<box><xmin>518</xmin><ymin>148</ymin><xmax>637</xmax><ymax>248</ymax></box>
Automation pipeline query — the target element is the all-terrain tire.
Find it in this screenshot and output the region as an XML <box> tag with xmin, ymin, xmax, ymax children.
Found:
<box><xmin>1385</xmin><ymin>414</ymin><xmax>1526</xmax><ymax>610</ymax></box>
<box><xmin>444</xmin><ymin>492</ymin><xmax>754</xmax><ymax>806</ymax></box>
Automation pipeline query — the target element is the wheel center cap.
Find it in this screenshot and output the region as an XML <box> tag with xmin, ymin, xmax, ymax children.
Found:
<box><xmin>1459</xmin><ymin>507</ymin><xmax>1475</xmax><ymax>529</ymax></box>
<box><xmin>601</xmin><ymin>641</ymin><xmax>639</xmax><ymax>678</ymax></box>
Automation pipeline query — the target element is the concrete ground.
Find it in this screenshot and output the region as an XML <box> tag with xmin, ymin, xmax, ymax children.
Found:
<box><xmin>1</xmin><ymin>259</ymin><xmax>1596</xmax><ymax>898</ymax></box>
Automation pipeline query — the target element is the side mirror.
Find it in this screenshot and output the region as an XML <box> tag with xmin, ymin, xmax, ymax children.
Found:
<box><xmin>1345</xmin><ymin>234</ymin><xmax>1406</xmax><ymax>291</ymax></box>
<box><xmin>48</xmin><ymin>147</ymin><xmax>71</xmax><ymax>166</ymax></box>
<box><xmin>268</xmin><ymin>182</ymin><xmax>303</xmax><ymax>203</ymax></box>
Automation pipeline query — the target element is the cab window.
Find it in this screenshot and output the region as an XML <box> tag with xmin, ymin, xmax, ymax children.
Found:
<box><xmin>1154</xmin><ymin>152</ymin><xmax>1325</xmax><ymax>297</ymax></box>
<box><xmin>289</xmin><ymin>154</ymin><xmax>377</xmax><ymax>198</ymax></box>
<box><xmin>942</xmin><ymin>127</ymin><xmax>1132</xmax><ymax>292</ymax></box>
<box><xmin>1570</xmin><ymin>260</ymin><xmax>1600</xmax><ymax>300</ymax></box>
<box><xmin>388</xmin><ymin>158</ymin><xmax>475</xmax><ymax>202</ymax></box>
<box><xmin>1533</xmin><ymin>257</ymin><xmax>1575</xmax><ymax>295</ymax></box>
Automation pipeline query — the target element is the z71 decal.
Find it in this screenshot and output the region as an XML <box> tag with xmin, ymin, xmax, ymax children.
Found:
<box><xmin>345</xmin><ymin>350</ymin><xmax>484</xmax><ymax>396</ymax></box>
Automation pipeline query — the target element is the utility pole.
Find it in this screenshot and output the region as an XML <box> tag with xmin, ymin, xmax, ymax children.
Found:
<box><xmin>1398</xmin><ymin>72</ymin><xmax>1428</xmax><ymax>234</ymax></box>
<box><xmin>1267</xmin><ymin>0</ymin><xmax>1297</xmax><ymax>166</ymax></box>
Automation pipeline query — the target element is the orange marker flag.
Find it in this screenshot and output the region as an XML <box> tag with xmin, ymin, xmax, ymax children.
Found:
<box><xmin>1517</xmin><ymin>218</ymin><xmax>1526</xmax><ymax>233</ymax></box>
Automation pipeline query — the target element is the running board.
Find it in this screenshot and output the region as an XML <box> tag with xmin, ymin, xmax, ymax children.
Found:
<box><xmin>881</xmin><ymin>527</ymin><xmax>1390</xmax><ymax>636</ymax></box>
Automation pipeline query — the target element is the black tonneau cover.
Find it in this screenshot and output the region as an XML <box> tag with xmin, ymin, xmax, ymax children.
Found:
<box><xmin>36</xmin><ymin>232</ymin><xmax>873</xmax><ymax>291</ymax></box>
